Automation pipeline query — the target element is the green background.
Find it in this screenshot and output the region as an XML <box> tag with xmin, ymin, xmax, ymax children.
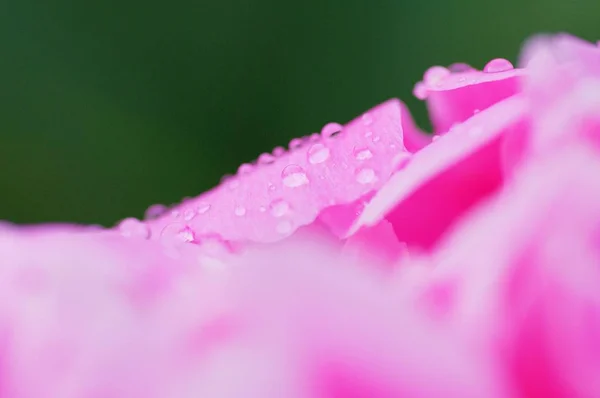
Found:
<box><xmin>1</xmin><ymin>0</ymin><xmax>598</xmax><ymax>226</ymax></box>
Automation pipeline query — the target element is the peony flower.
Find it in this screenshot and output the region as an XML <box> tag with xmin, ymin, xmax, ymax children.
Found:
<box><xmin>1</xmin><ymin>33</ymin><xmax>599</xmax><ymax>397</ymax></box>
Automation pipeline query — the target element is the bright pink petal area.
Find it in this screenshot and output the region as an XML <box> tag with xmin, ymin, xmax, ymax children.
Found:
<box><xmin>414</xmin><ymin>60</ymin><xmax>524</xmax><ymax>134</ymax></box>
<box><xmin>427</xmin><ymin>145</ymin><xmax>600</xmax><ymax>397</ymax></box>
<box><xmin>146</xmin><ymin>99</ymin><xmax>423</xmax><ymax>244</ymax></box>
<box><xmin>351</xmin><ymin>95</ymin><xmax>528</xmax><ymax>251</ymax></box>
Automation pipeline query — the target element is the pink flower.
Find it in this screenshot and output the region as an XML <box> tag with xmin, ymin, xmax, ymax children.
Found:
<box><xmin>1</xmin><ymin>33</ymin><xmax>600</xmax><ymax>397</ymax></box>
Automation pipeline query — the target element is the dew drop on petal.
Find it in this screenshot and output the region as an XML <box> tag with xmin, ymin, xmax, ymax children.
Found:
<box><xmin>171</xmin><ymin>210</ymin><xmax>181</xmax><ymax>218</ymax></box>
<box><xmin>197</xmin><ymin>202</ymin><xmax>211</xmax><ymax>214</ymax></box>
<box><xmin>362</xmin><ymin>113</ymin><xmax>374</xmax><ymax>126</ymax></box>
<box><xmin>259</xmin><ymin>206</ymin><xmax>267</xmax><ymax>212</ymax></box>
<box><xmin>234</xmin><ymin>206</ymin><xmax>246</xmax><ymax>217</ymax></box>
<box><xmin>276</xmin><ymin>220</ymin><xmax>293</xmax><ymax>235</ymax></box>
<box><xmin>365</xmin><ymin>131</ymin><xmax>373</xmax><ymax>138</ymax></box>
<box><xmin>483</xmin><ymin>58</ymin><xmax>514</xmax><ymax>73</ymax></box>
<box><xmin>183</xmin><ymin>209</ymin><xmax>197</xmax><ymax>221</ymax></box>
<box><xmin>118</xmin><ymin>218</ymin><xmax>150</xmax><ymax>239</ymax></box>
<box><xmin>258</xmin><ymin>153</ymin><xmax>276</xmax><ymax>165</ymax></box>
<box><xmin>237</xmin><ymin>163</ymin><xmax>254</xmax><ymax>175</ymax></box>
<box><xmin>392</xmin><ymin>152</ymin><xmax>412</xmax><ymax>171</ymax></box>
<box><xmin>307</xmin><ymin>143</ymin><xmax>330</xmax><ymax>164</ymax></box>
<box><xmin>309</xmin><ymin>133</ymin><xmax>320</xmax><ymax>142</ymax></box>
<box><xmin>289</xmin><ymin>138</ymin><xmax>304</xmax><ymax>150</ymax></box>
<box><xmin>282</xmin><ymin>164</ymin><xmax>309</xmax><ymax>188</ymax></box>
<box><xmin>353</xmin><ymin>147</ymin><xmax>373</xmax><ymax>160</ymax></box>
<box><xmin>273</xmin><ymin>146</ymin><xmax>286</xmax><ymax>157</ymax></box>
<box><xmin>448</xmin><ymin>63</ymin><xmax>473</xmax><ymax>73</ymax></box>
<box><xmin>144</xmin><ymin>204</ymin><xmax>168</xmax><ymax>220</ymax></box>
<box><xmin>355</xmin><ymin>168</ymin><xmax>377</xmax><ymax>184</ymax></box>
<box><xmin>161</xmin><ymin>222</ymin><xmax>195</xmax><ymax>245</ymax></box>
<box><xmin>269</xmin><ymin>199</ymin><xmax>290</xmax><ymax>217</ymax></box>
<box><xmin>372</xmin><ymin>136</ymin><xmax>381</xmax><ymax>143</ymax></box>
<box><xmin>321</xmin><ymin>122</ymin><xmax>343</xmax><ymax>139</ymax></box>
<box><xmin>424</xmin><ymin>66</ymin><xmax>450</xmax><ymax>85</ymax></box>
<box><xmin>268</xmin><ymin>183</ymin><xmax>276</xmax><ymax>191</ymax></box>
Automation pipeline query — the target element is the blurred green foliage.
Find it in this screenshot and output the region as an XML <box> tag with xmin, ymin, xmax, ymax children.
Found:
<box><xmin>1</xmin><ymin>0</ymin><xmax>598</xmax><ymax>225</ymax></box>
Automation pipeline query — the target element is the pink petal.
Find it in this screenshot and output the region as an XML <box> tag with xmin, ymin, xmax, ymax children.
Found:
<box><xmin>351</xmin><ymin>94</ymin><xmax>528</xmax><ymax>251</ymax></box>
<box><xmin>146</xmin><ymin>99</ymin><xmax>420</xmax><ymax>243</ymax></box>
<box><xmin>427</xmin><ymin>144</ymin><xmax>600</xmax><ymax>397</ymax></box>
<box><xmin>415</xmin><ymin>60</ymin><xmax>524</xmax><ymax>134</ymax></box>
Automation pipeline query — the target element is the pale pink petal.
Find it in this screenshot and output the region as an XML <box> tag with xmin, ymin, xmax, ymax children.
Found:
<box><xmin>352</xmin><ymin>94</ymin><xmax>528</xmax><ymax>250</ymax></box>
<box><xmin>426</xmin><ymin>144</ymin><xmax>600</xmax><ymax>397</ymax></box>
<box><xmin>414</xmin><ymin>60</ymin><xmax>524</xmax><ymax>134</ymax></box>
<box><xmin>146</xmin><ymin>99</ymin><xmax>420</xmax><ymax>243</ymax></box>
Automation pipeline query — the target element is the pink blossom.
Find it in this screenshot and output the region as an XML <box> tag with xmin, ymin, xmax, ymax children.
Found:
<box><xmin>1</xmin><ymin>34</ymin><xmax>600</xmax><ymax>397</ymax></box>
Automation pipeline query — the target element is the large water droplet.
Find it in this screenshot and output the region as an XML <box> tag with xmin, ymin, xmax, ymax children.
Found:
<box><xmin>307</xmin><ymin>143</ymin><xmax>330</xmax><ymax>164</ymax></box>
<box><xmin>321</xmin><ymin>122</ymin><xmax>343</xmax><ymax>139</ymax></box>
<box><xmin>448</xmin><ymin>63</ymin><xmax>473</xmax><ymax>73</ymax></box>
<box><xmin>355</xmin><ymin>168</ymin><xmax>377</xmax><ymax>184</ymax></box>
<box><xmin>197</xmin><ymin>202</ymin><xmax>211</xmax><ymax>214</ymax></box>
<box><xmin>424</xmin><ymin>66</ymin><xmax>450</xmax><ymax>85</ymax></box>
<box><xmin>281</xmin><ymin>164</ymin><xmax>309</xmax><ymax>188</ymax></box>
<box><xmin>276</xmin><ymin>220</ymin><xmax>293</xmax><ymax>235</ymax></box>
<box><xmin>269</xmin><ymin>199</ymin><xmax>290</xmax><ymax>217</ymax></box>
<box><xmin>353</xmin><ymin>147</ymin><xmax>373</xmax><ymax>160</ymax></box>
<box><xmin>145</xmin><ymin>204</ymin><xmax>168</xmax><ymax>220</ymax></box>
<box><xmin>273</xmin><ymin>146</ymin><xmax>286</xmax><ymax>157</ymax></box>
<box><xmin>234</xmin><ymin>206</ymin><xmax>246</xmax><ymax>217</ymax></box>
<box><xmin>483</xmin><ymin>58</ymin><xmax>513</xmax><ymax>73</ymax></box>
<box><xmin>118</xmin><ymin>218</ymin><xmax>150</xmax><ymax>239</ymax></box>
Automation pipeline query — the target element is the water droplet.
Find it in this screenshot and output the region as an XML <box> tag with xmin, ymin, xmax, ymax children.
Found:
<box><xmin>268</xmin><ymin>183</ymin><xmax>276</xmax><ymax>191</ymax></box>
<box><xmin>474</xmin><ymin>108</ymin><xmax>480</xmax><ymax>114</ymax></box>
<box><xmin>365</xmin><ymin>131</ymin><xmax>373</xmax><ymax>138</ymax></box>
<box><xmin>258</xmin><ymin>153</ymin><xmax>276</xmax><ymax>165</ymax></box>
<box><xmin>171</xmin><ymin>210</ymin><xmax>181</xmax><ymax>218</ymax></box>
<box><xmin>145</xmin><ymin>204</ymin><xmax>168</xmax><ymax>220</ymax></box>
<box><xmin>197</xmin><ymin>203</ymin><xmax>211</xmax><ymax>214</ymax></box>
<box><xmin>307</xmin><ymin>143</ymin><xmax>330</xmax><ymax>164</ymax></box>
<box><xmin>432</xmin><ymin>135</ymin><xmax>440</xmax><ymax>142</ymax></box>
<box><xmin>259</xmin><ymin>206</ymin><xmax>267</xmax><ymax>212</ymax></box>
<box><xmin>281</xmin><ymin>164</ymin><xmax>309</xmax><ymax>188</ymax></box>
<box><xmin>413</xmin><ymin>82</ymin><xmax>428</xmax><ymax>100</ymax></box>
<box><xmin>269</xmin><ymin>199</ymin><xmax>290</xmax><ymax>217</ymax></box>
<box><xmin>372</xmin><ymin>136</ymin><xmax>381</xmax><ymax>143</ymax></box>
<box><xmin>448</xmin><ymin>63</ymin><xmax>473</xmax><ymax>73</ymax></box>
<box><xmin>321</xmin><ymin>122</ymin><xmax>343</xmax><ymax>139</ymax></box>
<box><xmin>355</xmin><ymin>168</ymin><xmax>377</xmax><ymax>184</ymax></box>
<box><xmin>483</xmin><ymin>58</ymin><xmax>513</xmax><ymax>73</ymax></box>
<box><xmin>353</xmin><ymin>147</ymin><xmax>373</xmax><ymax>160</ymax></box>
<box><xmin>288</xmin><ymin>138</ymin><xmax>304</xmax><ymax>150</ymax></box>
<box><xmin>161</xmin><ymin>222</ymin><xmax>195</xmax><ymax>245</ymax></box>
<box><xmin>424</xmin><ymin>66</ymin><xmax>450</xmax><ymax>85</ymax></box>
<box><xmin>392</xmin><ymin>152</ymin><xmax>412</xmax><ymax>171</ymax></box>
<box><xmin>237</xmin><ymin>163</ymin><xmax>253</xmax><ymax>175</ymax></box>
<box><xmin>362</xmin><ymin>113</ymin><xmax>374</xmax><ymax>126</ymax></box>
<box><xmin>276</xmin><ymin>220</ymin><xmax>293</xmax><ymax>235</ymax></box>
<box><xmin>118</xmin><ymin>218</ymin><xmax>150</xmax><ymax>239</ymax></box>
<box><xmin>309</xmin><ymin>133</ymin><xmax>320</xmax><ymax>142</ymax></box>
<box><xmin>272</xmin><ymin>146</ymin><xmax>286</xmax><ymax>157</ymax></box>
<box><xmin>234</xmin><ymin>206</ymin><xmax>246</xmax><ymax>217</ymax></box>
<box><xmin>183</xmin><ymin>209</ymin><xmax>197</xmax><ymax>221</ymax></box>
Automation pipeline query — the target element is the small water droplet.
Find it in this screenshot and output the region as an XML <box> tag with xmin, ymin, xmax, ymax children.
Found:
<box><xmin>483</xmin><ymin>58</ymin><xmax>513</xmax><ymax>73</ymax></box>
<box><xmin>197</xmin><ymin>203</ymin><xmax>211</xmax><ymax>214</ymax></box>
<box><xmin>183</xmin><ymin>209</ymin><xmax>197</xmax><ymax>221</ymax></box>
<box><xmin>281</xmin><ymin>164</ymin><xmax>309</xmax><ymax>188</ymax></box>
<box><xmin>321</xmin><ymin>122</ymin><xmax>343</xmax><ymax>139</ymax></box>
<box><xmin>234</xmin><ymin>206</ymin><xmax>246</xmax><ymax>217</ymax></box>
<box><xmin>161</xmin><ymin>222</ymin><xmax>195</xmax><ymax>245</ymax></box>
<box><xmin>269</xmin><ymin>199</ymin><xmax>290</xmax><ymax>217</ymax></box>
<box><xmin>145</xmin><ymin>204</ymin><xmax>168</xmax><ymax>220</ymax></box>
<box><xmin>372</xmin><ymin>136</ymin><xmax>381</xmax><ymax>143</ymax></box>
<box><xmin>362</xmin><ymin>113</ymin><xmax>374</xmax><ymax>126</ymax></box>
<box><xmin>353</xmin><ymin>147</ymin><xmax>373</xmax><ymax>160</ymax></box>
<box><xmin>307</xmin><ymin>143</ymin><xmax>330</xmax><ymax>164</ymax></box>
<box><xmin>237</xmin><ymin>163</ymin><xmax>254</xmax><ymax>175</ymax></box>
<box><xmin>268</xmin><ymin>183</ymin><xmax>276</xmax><ymax>191</ymax></box>
<box><xmin>259</xmin><ymin>206</ymin><xmax>267</xmax><ymax>212</ymax></box>
<box><xmin>474</xmin><ymin>108</ymin><xmax>480</xmax><ymax>114</ymax></box>
<box><xmin>432</xmin><ymin>135</ymin><xmax>440</xmax><ymax>142</ymax></box>
<box><xmin>118</xmin><ymin>218</ymin><xmax>150</xmax><ymax>239</ymax></box>
<box><xmin>288</xmin><ymin>138</ymin><xmax>304</xmax><ymax>150</ymax></box>
<box><xmin>258</xmin><ymin>153</ymin><xmax>276</xmax><ymax>164</ymax></box>
<box><xmin>276</xmin><ymin>220</ymin><xmax>293</xmax><ymax>235</ymax></box>
<box><xmin>272</xmin><ymin>146</ymin><xmax>286</xmax><ymax>157</ymax></box>
<box><xmin>171</xmin><ymin>210</ymin><xmax>181</xmax><ymax>218</ymax></box>
<box><xmin>365</xmin><ymin>131</ymin><xmax>373</xmax><ymax>138</ymax></box>
<box><xmin>424</xmin><ymin>66</ymin><xmax>450</xmax><ymax>85</ymax></box>
<box><xmin>355</xmin><ymin>168</ymin><xmax>377</xmax><ymax>184</ymax></box>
